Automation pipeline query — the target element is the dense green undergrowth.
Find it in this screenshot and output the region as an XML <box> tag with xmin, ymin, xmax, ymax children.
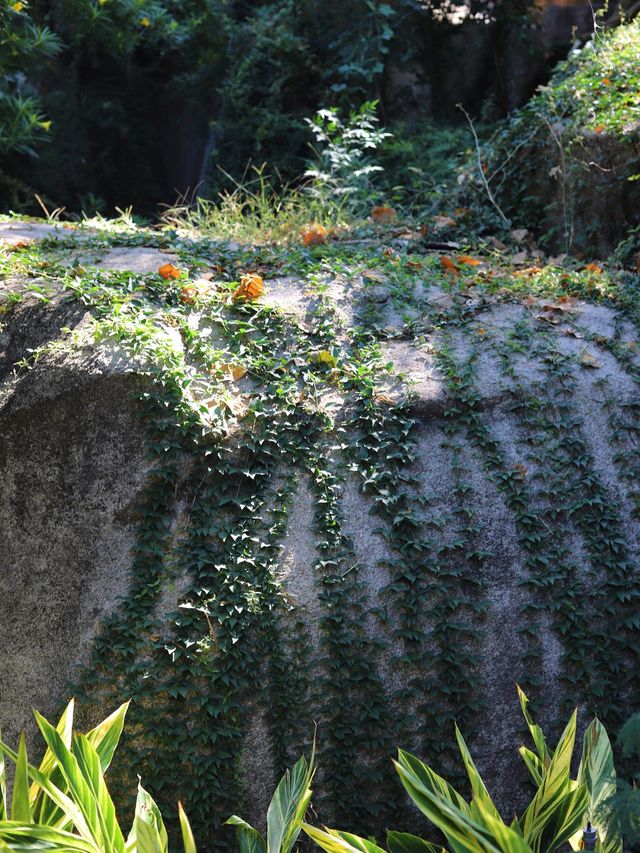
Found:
<box><xmin>1</xmin><ymin>688</ymin><xmax>638</xmax><ymax>851</ymax></box>
<box><xmin>475</xmin><ymin>18</ymin><xmax>640</xmax><ymax>254</ymax></box>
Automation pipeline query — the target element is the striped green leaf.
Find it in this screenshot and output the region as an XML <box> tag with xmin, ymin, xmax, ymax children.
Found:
<box><xmin>455</xmin><ymin>726</ymin><xmax>501</xmax><ymax>824</ymax></box>
<box><xmin>226</xmin><ymin>816</ymin><xmax>266</xmax><ymax>853</ymax></box>
<box><xmin>11</xmin><ymin>734</ymin><xmax>31</xmax><ymax>823</ymax></box>
<box><xmin>266</xmin><ymin>751</ymin><xmax>314</xmax><ymax>853</ymax></box>
<box><xmin>33</xmin><ymin>710</ymin><xmax>120</xmax><ymax>851</ymax></box>
<box><xmin>517</xmin><ymin>687</ymin><xmax>550</xmax><ymax>770</ymax></box>
<box><xmin>387</xmin><ymin>830</ymin><xmax>446</xmax><ymax>853</ymax></box>
<box><xmin>393</xmin><ymin>758</ymin><xmax>501</xmax><ymax>853</ymax></box>
<box><xmin>126</xmin><ymin>781</ymin><xmax>168</xmax><ymax>853</ymax></box>
<box><xmin>0</xmin><ymin>728</ymin><xmax>6</xmax><ymax>821</ymax></box>
<box><xmin>0</xmin><ymin>822</ymin><xmax>99</xmax><ymax>851</ymax></box>
<box><xmin>302</xmin><ymin>824</ymin><xmax>387</xmax><ymax>853</ymax></box>
<box><xmin>178</xmin><ymin>803</ymin><xmax>197</xmax><ymax>853</ymax></box>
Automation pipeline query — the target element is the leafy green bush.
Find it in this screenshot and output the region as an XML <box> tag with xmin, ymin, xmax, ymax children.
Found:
<box><xmin>474</xmin><ymin>18</ymin><xmax>640</xmax><ymax>252</ymax></box>
<box><xmin>304</xmin><ymin>101</ymin><xmax>391</xmax><ymax>214</ymax></box>
<box><xmin>0</xmin><ymin>0</ymin><xmax>61</xmax><ymax>156</ymax></box>
<box><xmin>0</xmin><ymin>699</ymin><xmax>197</xmax><ymax>852</ymax></box>
<box><xmin>304</xmin><ymin>687</ymin><xmax>622</xmax><ymax>853</ymax></box>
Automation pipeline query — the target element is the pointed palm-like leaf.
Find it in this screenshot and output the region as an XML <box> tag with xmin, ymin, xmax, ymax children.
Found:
<box><xmin>34</xmin><ymin>710</ymin><xmax>124</xmax><ymax>852</ymax></box>
<box><xmin>178</xmin><ymin>803</ymin><xmax>197</xmax><ymax>853</ymax></box>
<box><xmin>302</xmin><ymin>824</ymin><xmax>387</xmax><ymax>853</ymax></box>
<box><xmin>387</xmin><ymin>830</ymin><xmax>446</xmax><ymax>853</ymax></box>
<box><xmin>0</xmin><ymin>823</ymin><xmax>99</xmax><ymax>851</ymax></box>
<box><xmin>266</xmin><ymin>750</ymin><xmax>314</xmax><ymax>853</ymax></box>
<box><xmin>569</xmin><ymin>718</ymin><xmax>620</xmax><ymax>853</ymax></box>
<box><xmin>517</xmin><ymin>687</ymin><xmax>550</xmax><ymax>771</ymax></box>
<box><xmin>126</xmin><ymin>781</ymin><xmax>168</xmax><ymax>853</ymax></box>
<box><xmin>519</xmin><ymin>710</ymin><xmax>587</xmax><ymax>853</ymax></box>
<box><xmin>225</xmin><ymin>816</ymin><xmax>266</xmax><ymax>853</ymax></box>
<box><xmin>11</xmin><ymin>735</ymin><xmax>31</xmax><ymax>823</ymax></box>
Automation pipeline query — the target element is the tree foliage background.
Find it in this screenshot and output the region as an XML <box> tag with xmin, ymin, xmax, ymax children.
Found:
<box><xmin>0</xmin><ymin>0</ymin><xmax>609</xmax><ymax>214</ymax></box>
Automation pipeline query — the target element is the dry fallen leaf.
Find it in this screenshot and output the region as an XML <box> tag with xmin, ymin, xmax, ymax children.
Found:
<box><xmin>514</xmin><ymin>463</ymin><xmax>528</xmax><ymax>478</ymax></box>
<box><xmin>457</xmin><ymin>255</ymin><xmax>482</xmax><ymax>266</ymax></box>
<box><xmin>301</xmin><ymin>224</ymin><xmax>329</xmax><ymax>247</ymax></box>
<box><xmin>219</xmin><ymin>363</ymin><xmax>248</xmax><ymax>380</ymax></box>
<box><xmin>4</xmin><ymin>238</ymin><xmax>34</xmax><ymax>252</ymax></box>
<box><xmin>232</xmin><ymin>273</ymin><xmax>264</xmax><ymax>302</ymax></box>
<box><xmin>515</xmin><ymin>266</ymin><xmax>544</xmax><ymax>278</ymax></box>
<box><xmin>536</xmin><ymin>313</ymin><xmax>560</xmax><ymax>325</ymax></box>
<box><xmin>579</xmin><ymin>349</ymin><xmax>599</xmax><ymax>369</ymax></box>
<box><xmin>373</xmin><ymin>391</ymin><xmax>399</xmax><ymax>406</ymax></box>
<box><xmin>434</xmin><ymin>215</ymin><xmax>457</xmax><ymax>231</ymax></box>
<box><xmin>371</xmin><ymin>205</ymin><xmax>397</xmax><ymax>223</ymax></box>
<box><xmin>158</xmin><ymin>263</ymin><xmax>180</xmax><ymax>280</ymax></box>
<box><xmin>362</xmin><ymin>269</ymin><xmax>387</xmax><ymax>283</ymax></box>
<box><xmin>511</xmin><ymin>229</ymin><xmax>528</xmax><ymax>243</ymax></box>
<box><xmin>405</xmin><ymin>260</ymin><xmax>423</xmax><ymax>270</ymax></box>
<box><xmin>584</xmin><ymin>263</ymin><xmax>603</xmax><ymax>274</ymax></box>
<box><xmin>440</xmin><ymin>255</ymin><xmax>459</xmax><ymax>275</ymax></box>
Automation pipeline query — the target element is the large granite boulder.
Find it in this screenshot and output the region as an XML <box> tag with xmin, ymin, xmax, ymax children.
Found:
<box><xmin>1</xmin><ymin>226</ymin><xmax>638</xmax><ymax>847</ymax></box>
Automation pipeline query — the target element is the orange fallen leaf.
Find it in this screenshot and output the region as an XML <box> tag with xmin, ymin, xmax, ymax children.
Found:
<box><xmin>477</xmin><ymin>327</ymin><xmax>487</xmax><ymax>335</ymax></box>
<box><xmin>232</xmin><ymin>273</ymin><xmax>264</xmax><ymax>302</ymax></box>
<box><xmin>440</xmin><ymin>255</ymin><xmax>459</xmax><ymax>275</ymax></box>
<box><xmin>515</xmin><ymin>266</ymin><xmax>543</xmax><ymax>277</ymax></box>
<box><xmin>594</xmin><ymin>125</ymin><xmax>605</xmax><ymax>134</ymax></box>
<box><xmin>301</xmin><ymin>224</ymin><xmax>329</xmax><ymax>247</ymax></box>
<box><xmin>158</xmin><ymin>263</ymin><xmax>180</xmax><ymax>280</ymax></box>
<box><xmin>585</xmin><ymin>263</ymin><xmax>603</xmax><ymax>274</ymax></box>
<box><xmin>601</xmin><ymin>78</ymin><xmax>611</xmax><ymax>86</ymax></box>
<box><xmin>383</xmin><ymin>247</ymin><xmax>396</xmax><ymax>259</ymax></box>
<box><xmin>405</xmin><ymin>260</ymin><xmax>423</xmax><ymax>270</ymax></box>
<box><xmin>371</xmin><ymin>205</ymin><xmax>397</xmax><ymax>224</ymax></box>
<box><xmin>457</xmin><ymin>255</ymin><xmax>482</xmax><ymax>266</ymax></box>
<box><xmin>4</xmin><ymin>238</ymin><xmax>34</xmax><ymax>251</ymax></box>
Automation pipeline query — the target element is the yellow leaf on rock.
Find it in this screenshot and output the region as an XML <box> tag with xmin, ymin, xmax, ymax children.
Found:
<box><xmin>310</xmin><ymin>350</ymin><xmax>336</xmax><ymax>367</ymax></box>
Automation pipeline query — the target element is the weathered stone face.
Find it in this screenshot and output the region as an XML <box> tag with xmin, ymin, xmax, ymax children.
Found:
<box><xmin>1</xmin><ymin>230</ymin><xmax>639</xmax><ymax>846</ymax></box>
<box><xmin>0</xmin><ymin>292</ymin><xmax>148</xmax><ymax>751</ymax></box>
